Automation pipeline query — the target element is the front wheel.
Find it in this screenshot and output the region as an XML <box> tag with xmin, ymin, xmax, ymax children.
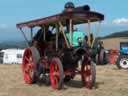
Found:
<box><xmin>50</xmin><ymin>57</ymin><xmax>64</xmax><ymax>90</ymax></box>
<box><xmin>81</xmin><ymin>56</ymin><xmax>96</xmax><ymax>89</ymax></box>
<box><xmin>116</xmin><ymin>55</ymin><xmax>128</xmax><ymax>69</ymax></box>
<box><xmin>22</xmin><ymin>47</ymin><xmax>40</xmax><ymax>84</ymax></box>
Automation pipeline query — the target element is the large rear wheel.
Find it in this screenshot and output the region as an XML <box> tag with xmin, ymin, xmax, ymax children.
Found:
<box><xmin>50</xmin><ymin>57</ymin><xmax>64</xmax><ymax>89</ymax></box>
<box><xmin>22</xmin><ymin>47</ymin><xmax>40</xmax><ymax>84</ymax></box>
<box><xmin>81</xmin><ymin>56</ymin><xmax>96</xmax><ymax>89</ymax></box>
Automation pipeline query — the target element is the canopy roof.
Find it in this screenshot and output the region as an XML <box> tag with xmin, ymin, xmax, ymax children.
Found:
<box><xmin>16</xmin><ymin>5</ymin><xmax>104</xmax><ymax>29</ymax></box>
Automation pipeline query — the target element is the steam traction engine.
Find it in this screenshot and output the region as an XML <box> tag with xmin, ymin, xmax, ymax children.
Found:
<box><xmin>16</xmin><ymin>2</ymin><xmax>104</xmax><ymax>89</ymax></box>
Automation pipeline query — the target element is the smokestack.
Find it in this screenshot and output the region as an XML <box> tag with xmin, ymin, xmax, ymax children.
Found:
<box><xmin>63</xmin><ymin>2</ymin><xmax>90</xmax><ymax>13</ymax></box>
<box><xmin>75</xmin><ymin>5</ymin><xmax>90</xmax><ymax>11</ymax></box>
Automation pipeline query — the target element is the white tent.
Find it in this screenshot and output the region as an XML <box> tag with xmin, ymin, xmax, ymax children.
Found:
<box><xmin>1</xmin><ymin>49</ymin><xmax>24</xmax><ymax>64</ymax></box>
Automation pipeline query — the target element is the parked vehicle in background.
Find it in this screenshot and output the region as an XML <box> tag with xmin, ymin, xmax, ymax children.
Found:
<box><xmin>94</xmin><ymin>41</ymin><xmax>109</xmax><ymax>65</ymax></box>
<box><xmin>108</xmin><ymin>49</ymin><xmax>119</xmax><ymax>64</ymax></box>
<box><xmin>0</xmin><ymin>52</ymin><xmax>4</xmax><ymax>63</ymax></box>
<box><xmin>116</xmin><ymin>42</ymin><xmax>128</xmax><ymax>69</ymax></box>
<box><xmin>0</xmin><ymin>49</ymin><xmax>24</xmax><ymax>64</ymax></box>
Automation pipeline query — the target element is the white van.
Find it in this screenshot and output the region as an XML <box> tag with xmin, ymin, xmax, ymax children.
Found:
<box><xmin>0</xmin><ymin>49</ymin><xmax>24</xmax><ymax>64</ymax></box>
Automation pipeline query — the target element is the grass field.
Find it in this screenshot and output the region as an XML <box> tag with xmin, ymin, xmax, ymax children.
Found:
<box><xmin>0</xmin><ymin>64</ymin><xmax>128</xmax><ymax>96</ymax></box>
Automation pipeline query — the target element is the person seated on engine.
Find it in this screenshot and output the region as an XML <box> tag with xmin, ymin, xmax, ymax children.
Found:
<box><xmin>33</xmin><ymin>28</ymin><xmax>44</xmax><ymax>48</ymax></box>
<box><xmin>45</xmin><ymin>28</ymin><xmax>53</xmax><ymax>42</ymax></box>
<box><xmin>45</xmin><ymin>29</ymin><xmax>54</xmax><ymax>51</ymax></box>
<box><xmin>33</xmin><ymin>27</ymin><xmax>54</xmax><ymax>53</ymax></box>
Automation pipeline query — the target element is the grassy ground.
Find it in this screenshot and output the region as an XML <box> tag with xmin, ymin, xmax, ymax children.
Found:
<box><xmin>0</xmin><ymin>64</ymin><xmax>128</xmax><ymax>96</ymax></box>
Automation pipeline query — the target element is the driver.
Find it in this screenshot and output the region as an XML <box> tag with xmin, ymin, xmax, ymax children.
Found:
<box><xmin>66</xmin><ymin>31</ymin><xmax>85</xmax><ymax>47</ymax></box>
<box><xmin>33</xmin><ymin>27</ymin><xmax>53</xmax><ymax>53</ymax></box>
<box><xmin>33</xmin><ymin>28</ymin><xmax>44</xmax><ymax>48</ymax></box>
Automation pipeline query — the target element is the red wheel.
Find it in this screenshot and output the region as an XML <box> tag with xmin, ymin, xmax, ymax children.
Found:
<box><xmin>22</xmin><ymin>47</ymin><xmax>40</xmax><ymax>84</ymax></box>
<box><xmin>50</xmin><ymin>58</ymin><xmax>64</xmax><ymax>89</ymax></box>
<box><xmin>81</xmin><ymin>57</ymin><xmax>96</xmax><ymax>89</ymax></box>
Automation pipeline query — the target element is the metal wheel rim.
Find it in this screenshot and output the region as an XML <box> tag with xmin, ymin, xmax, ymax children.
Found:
<box><xmin>81</xmin><ymin>59</ymin><xmax>93</xmax><ymax>88</ymax></box>
<box><xmin>50</xmin><ymin>60</ymin><xmax>60</xmax><ymax>89</ymax></box>
<box><xmin>120</xmin><ymin>58</ymin><xmax>128</xmax><ymax>69</ymax></box>
<box><xmin>22</xmin><ymin>48</ymin><xmax>34</xmax><ymax>84</ymax></box>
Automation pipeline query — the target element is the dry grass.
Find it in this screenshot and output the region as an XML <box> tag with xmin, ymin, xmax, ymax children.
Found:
<box><xmin>0</xmin><ymin>64</ymin><xmax>128</xmax><ymax>96</ymax></box>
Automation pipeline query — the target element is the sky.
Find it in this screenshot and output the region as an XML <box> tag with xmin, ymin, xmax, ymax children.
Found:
<box><xmin>0</xmin><ymin>0</ymin><xmax>128</xmax><ymax>42</ymax></box>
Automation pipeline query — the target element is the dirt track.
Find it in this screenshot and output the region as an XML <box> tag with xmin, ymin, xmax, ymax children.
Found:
<box><xmin>0</xmin><ymin>64</ymin><xmax>128</xmax><ymax>96</ymax></box>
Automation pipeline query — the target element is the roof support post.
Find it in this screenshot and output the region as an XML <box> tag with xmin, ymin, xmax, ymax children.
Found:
<box><xmin>56</xmin><ymin>24</ymin><xmax>59</xmax><ymax>51</ymax></box>
<box><xmin>87</xmin><ymin>20</ymin><xmax>91</xmax><ymax>46</ymax></box>
<box><xmin>91</xmin><ymin>21</ymin><xmax>101</xmax><ymax>48</ymax></box>
<box><xmin>30</xmin><ymin>27</ymin><xmax>33</xmax><ymax>41</ymax></box>
<box><xmin>69</xmin><ymin>19</ymin><xmax>73</xmax><ymax>46</ymax></box>
<box><xmin>59</xmin><ymin>21</ymin><xmax>70</xmax><ymax>48</ymax></box>
<box><xmin>42</xmin><ymin>25</ymin><xmax>46</xmax><ymax>41</ymax></box>
<box><xmin>19</xmin><ymin>28</ymin><xmax>29</xmax><ymax>47</ymax></box>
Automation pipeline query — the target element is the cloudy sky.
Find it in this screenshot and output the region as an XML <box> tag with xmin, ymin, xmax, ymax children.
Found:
<box><xmin>0</xmin><ymin>0</ymin><xmax>128</xmax><ymax>42</ymax></box>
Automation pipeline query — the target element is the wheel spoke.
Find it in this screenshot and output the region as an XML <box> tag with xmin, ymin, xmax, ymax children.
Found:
<box><xmin>25</xmin><ymin>56</ymin><xmax>30</xmax><ymax>62</ymax></box>
<box><xmin>54</xmin><ymin>77</ymin><xmax>59</xmax><ymax>87</ymax></box>
<box><xmin>30</xmin><ymin>63</ymin><xmax>34</xmax><ymax>69</ymax></box>
<box><xmin>29</xmin><ymin>56</ymin><xmax>33</xmax><ymax>63</ymax></box>
<box><xmin>81</xmin><ymin>58</ymin><xmax>95</xmax><ymax>88</ymax></box>
<box><xmin>55</xmin><ymin>72</ymin><xmax>60</xmax><ymax>77</ymax></box>
<box><xmin>24</xmin><ymin>63</ymin><xmax>30</xmax><ymax>72</ymax></box>
<box><xmin>83</xmin><ymin>65</ymin><xmax>91</xmax><ymax>76</ymax></box>
<box><xmin>52</xmin><ymin>64</ymin><xmax>60</xmax><ymax>77</ymax></box>
<box><xmin>29</xmin><ymin>68</ymin><xmax>34</xmax><ymax>79</ymax></box>
<box><xmin>54</xmin><ymin>63</ymin><xmax>58</xmax><ymax>72</ymax></box>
